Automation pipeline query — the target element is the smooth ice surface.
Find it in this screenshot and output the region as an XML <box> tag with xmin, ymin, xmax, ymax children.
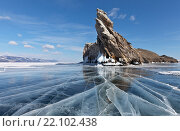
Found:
<box><xmin>0</xmin><ymin>63</ymin><xmax>180</xmax><ymax>116</ymax></box>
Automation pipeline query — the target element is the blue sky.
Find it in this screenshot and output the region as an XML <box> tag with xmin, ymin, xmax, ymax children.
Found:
<box><xmin>0</xmin><ymin>0</ymin><xmax>180</xmax><ymax>62</ymax></box>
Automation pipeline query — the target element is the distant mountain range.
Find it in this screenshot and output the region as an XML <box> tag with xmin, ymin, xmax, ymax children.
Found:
<box><xmin>0</xmin><ymin>56</ymin><xmax>57</xmax><ymax>62</ymax></box>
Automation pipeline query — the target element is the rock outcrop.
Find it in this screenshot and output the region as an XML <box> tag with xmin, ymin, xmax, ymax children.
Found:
<box><xmin>137</xmin><ymin>49</ymin><xmax>178</xmax><ymax>63</ymax></box>
<box><xmin>83</xmin><ymin>9</ymin><xmax>178</xmax><ymax>65</ymax></box>
<box><xmin>160</xmin><ymin>55</ymin><xmax>178</xmax><ymax>63</ymax></box>
<box><xmin>83</xmin><ymin>43</ymin><xmax>100</xmax><ymax>63</ymax></box>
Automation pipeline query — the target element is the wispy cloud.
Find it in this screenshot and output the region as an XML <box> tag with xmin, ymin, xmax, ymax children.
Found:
<box><xmin>17</xmin><ymin>34</ymin><xmax>22</xmax><ymax>37</ymax></box>
<box><xmin>0</xmin><ymin>16</ymin><xmax>11</xmax><ymax>20</ymax></box>
<box><xmin>65</xmin><ymin>46</ymin><xmax>83</xmax><ymax>52</ymax></box>
<box><xmin>108</xmin><ymin>8</ymin><xmax>137</xmax><ymax>22</ymax></box>
<box><xmin>118</xmin><ymin>14</ymin><xmax>127</xmax><ymax>19</ymax></box>
<box><xmin>108</xmin><ymin>8</ymin><xmax>120</xmax><ymax>19</ymax></box>
<box><xmin>1</xmin><ymin>12</ymin><xmax>93</xmax><ymax>62</ymax></box>
<box><xmin>10</xmin><ymin>14</ymin><xmax>46</xmax><ymax>25</ymax></box>
<box><xmin>56</xmin><ymin>23</ymin><xmax>91</xmax><ymax>30</ymax></box>
<box><xmin>56</xmin><ymin>44</ymin><xmax>61</xmax><ymax>48</ymax></box>
<box><xmin>43</xmin><ymin>49</ymin><xmax>49</xmax><ymax>52</ymax></box>
<box><xmin>22</xmin><ymin>41</ymin><xmax>28</xmax><ymax>45</ymax></box>
<box><xmin>24</xmin><ymin>44</ymin><xmax>34</xmax><ymax>48</ymax></box>
<box><xmin>51</xmin><ymin>51</ymin><xmax>61</xmax><ymax>55</ymax></box>
<box><xmin>130</xmin><ymin>15</ymin><xmax>136</xmax><ymax>21</ymax></box>
<box><xmin>166</xmin><ymin>31</ymin><xmax>180</xmax><ymax>41</ymax></box>
<box><xmin>42</xmin><ymin>44</ymin><xmax>55</xmax><ymax>49</ymax></box>
<box><xmin>25</xmin><ymin>35</ymin><xmax>88</xmax><ymax>46</ymax></box>
<box><xmin>8</xmin><ymin>41</ymin><xmax>18</xmax><ymax>45</ymax></box>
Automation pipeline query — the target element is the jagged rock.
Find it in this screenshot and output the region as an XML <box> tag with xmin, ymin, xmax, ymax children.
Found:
<box><xmin>83</xmin><ymin>9</ymin><xmax>178</xmax><ymax>65</ymax></box>
<box><xmin>83</xmin><ymin>9</ymin><xmax>142</xmax><ymax>65</ymax></box>
<box><xmin>83</xmin><ymin>43</ymin><xmax>99</xmax><ymax>63</ymax></box>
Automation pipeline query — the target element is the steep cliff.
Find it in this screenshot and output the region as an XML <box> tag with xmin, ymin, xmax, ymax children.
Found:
<box><xmin>83</xmin><ymin>9</ymin><xmax>178</xmax><ymax>65</ymax></box>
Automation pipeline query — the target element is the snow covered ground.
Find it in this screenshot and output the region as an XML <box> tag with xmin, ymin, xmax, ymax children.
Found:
<box><xmin>0</xmin><ymin>62</ymin><xmax>58</xmax><ymax>68</ymax></box>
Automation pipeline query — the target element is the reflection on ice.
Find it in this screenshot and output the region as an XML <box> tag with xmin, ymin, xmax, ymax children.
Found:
<box><xmin>0</xmin><ymin>64</ymin><xmax>180</xmax><ymax>116</ymax></box>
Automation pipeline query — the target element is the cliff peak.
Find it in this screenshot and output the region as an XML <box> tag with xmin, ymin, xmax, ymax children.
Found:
<box><xmin>83</xmin><ymin>9</ymin><xmax>178</xmax><ymax>65</ymax></box>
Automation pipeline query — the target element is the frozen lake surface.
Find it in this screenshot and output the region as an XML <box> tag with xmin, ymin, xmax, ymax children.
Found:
<box><xmin>0</xmin><ymin>63</ymin><xmax>180</xmax><ymax>116</ymax></box>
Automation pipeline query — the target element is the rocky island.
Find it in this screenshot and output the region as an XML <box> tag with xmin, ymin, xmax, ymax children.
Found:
<box><xmin>83</xmin><ymin>9</ymin><xmax>178</xmax><ymax>66</ymax></box>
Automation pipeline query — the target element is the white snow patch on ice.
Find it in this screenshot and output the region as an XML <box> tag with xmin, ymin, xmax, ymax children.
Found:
<box><xmin>0</xmin><ymin>62</ymin><xmax>57</xmax><ymax>69</ymax></box>
<box><xmin>103</xmin><ymin>62</ymin><xmax>123</xmax><ymax>66</ymax></box>
<box><xmin>97</xmin><ymin>52</ymin><xmax>108</xmax><ymax>63</ymax></box>
<box><xmin>159</xmin><ymin>71</ymin><xmax>180</xmax><ymax>76</ymax></box>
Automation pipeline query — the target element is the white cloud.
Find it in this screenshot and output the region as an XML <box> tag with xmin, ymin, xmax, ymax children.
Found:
<box><xmin>24</xmin><ymin>45</ymin><xmax>34</xmax><ymax>48</ymax></box>
<box><xmin>130</xmin><ymin>15</ymin><xmax>136</xmax><ymax>21</ymax></box>
<box><xmin>8</xmin><ymin>41</ymin><xmax>18</xmax><ymax>45</ymax></box>
<box><xmin>17</xmin><ymin>34</ymin><xmax>22</xmax><ymax>37</ymax></box>
<box><xmin>118</xmin><ymin>14</ymin><xmax>127</xmax><ymax>19</ymax></box>
<box><xmin>108</xmin><ymin>8</ymin><xmax>120</xmax><ymax>19</ymax></box>
<box><xmin>42</xmin><ymin>44</ymin><xmax>55</xmax><ymax>49</ymax></box>
<box><xmin>0</xmin><ymin>16</ymin><xmax>11</xmax><ymax>20</ymax></box>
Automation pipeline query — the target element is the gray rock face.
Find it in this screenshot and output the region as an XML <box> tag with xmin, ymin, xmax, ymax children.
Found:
<box><xmin>83</xmin><ymin>9</ymin><xmax>142</xmax><ymax>65</ymax></box>
<box><xmin>83</xmin><ymin>43</ymin><xmax>100</xmax><ymax>63</ymax></box>
<box><xmin>83</xmin><ymin>9</ymin><xmax>178</xmax><ymax>65</ymax></box>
